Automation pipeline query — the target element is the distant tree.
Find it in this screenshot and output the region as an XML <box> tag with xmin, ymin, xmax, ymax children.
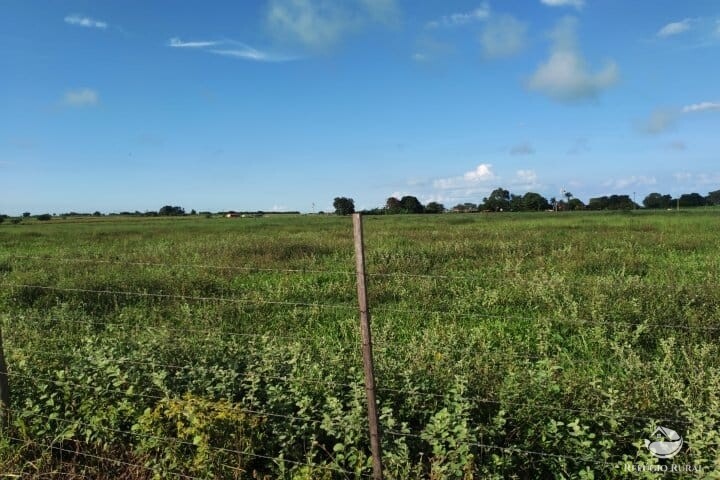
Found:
<box><xmin>11</xmin><ymin>218</ymin><xmax>21</xmax><ymax>224</ymax></box>
<box><xmin>190</xmin><ymin>209</ymin><xmax>197</xmax><ymax>215</ymax></box>
<box><xmin>607</xmin><ymin>195</ymin><xmax>635</xmax><ymax>210</ymax></box>
<box><xmin>93</xmin><ymin>211</ymin><xmax>102</xmax><ymax>216</ymax></box>
<box><xmin>483</xmin><ymin>188</ymin><xmax>510</xmax><ymax>211</ymax></box>
<box><xmin>385</xmin><ymin>197</ymin><xmax>403</xmax><ymax>214</ymax></box>
<box><xmin>509</xmin><ymin>194</ymin><xmax>523</xmax><ymax>211</ymax></box>
<box><xmin>0</xmin><ymin>216</ymin><xmax>4</xmax><ymax>224</ymax></box>
<box><xmin>568</xmin><ymin>198</ymin><xmax>585</xmax><ymax>210</ymax></box>
<box><xmin>522</xmin><ymin>192</ymin><xmax>550</xmax><ymax>211</ymax></box>
<box><xmin>425</xmin><ymin>202</ymin><xmax>445</xmax><ymax>214</ymax></box>
<box><xmin>588</xmin><ymin>196</ymin><xmax>610</xmax><ymax>210</ymax></box>
<box><xmin>452</xmin><ymin>203</ymin><xmax>477</xmax><ymax>213</ymax></box>
<box><xmin>564</xmin><ymin>191</ymin><xmax>573</xmax><ymax>203</ymax></box>
<box><xmin>22</xmin><ymin>212</ymin><xmax>31</xmax><ymax>218</ymax></box>
<box><xmin>333</xmin><ymin>197</ymin><xmax>355</xmax><ymax>216</ymax></box>
<box><xmin>158</xmin><ymin>205</ymin><xmax>185</xmax><ymax>216</ymax></box>
<box><xmin>643</xmin><ymin>193</ymin><xmax>673</xmax><ymax>209</ymax></box>
<box><xmin>36</xmin><ymin>213</ymin><xmax>52</xmax><ymax>221</ymax></box>
<box><xmin>707</xmin><ymin>190</ymin><xmax>720</xmax><ymax>206</ymax></box>
<box><xmin>400</xmin><ymin>196</ymin><xmax>424</xmax><ymax>214</ymax></box>
<box><xmin>679</xmin><ymin>193</ymin><xmax>706</xmax><ymax>207</ymax></box>
<box><xmin>360</xmin><ymin>208</ymin><xmax>385</xmax><ymax>215</ymax></box>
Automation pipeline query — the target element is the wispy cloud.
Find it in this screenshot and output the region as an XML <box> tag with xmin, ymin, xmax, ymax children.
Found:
<box><xmin>168</xmin><ymin>38</ymin><xmax>219</xmax><ymax>48</ymax></box>
<box><xmin>528</xmin><ymin>17</ymin><xmax>619</xmax><ymax>102</ymax></box>
<box><xmin>510</xmin><ymin>142</ymin><xmax>535</xmax><ymax>155</ymax></box>
<box><xmin>639</xmin><ymin>108</ymin><xmax>678</xmax><ymax>134</ymax></box>
<box><xmin>602</xmin><ymin>175</ymin><xmax>657</xmax><ymax>190</ymax></box>
<box><xmin>64</xmin><ymin>14</ymin><xmax>107</xmax><ymax>29</ymax></box>
<box><xmin>426</xmin><ymin>3</ymin><xmax>490</xmax><ymax>28</ymax></box>
<box><xmin>210</xmin><ymin>47</ymin><xmax>298</xmax><ymax>62</ymax></box>
<box><xmin>480</xmin><ymin>14</ymin><xmax>527</xmax><ymax>58</ymax></box>
<box><xmin>513</xmin><ymin>169</ymin><xmax>539</xmax><ymax>188</ymax></box>
<box><xmin>62</xmin><ymin>88</ymin><xmax>99</xmax><ymax>108</ymax></box>
<box><xmin>167</xmin><ymin>38</ymin><xmax>298</xmax><ymax>62</ymax></box>
<box><xmin>540</xmin><ymin>0</ymin><xmax>584</xmax><ymax>9</ymax></box>
<box><xmin>639</xmin><ymin>101</ymin><xmax>720</xmax><ymax>134</ymax></box>
<box><xmin>682</xmin><ymin>101</ymin><xmax>720</xmax><ymax>113</ymax></box>
<box><xmin>267</xmin><ymin>0</ymin><xmax>398</xmax><ymax>50</ymax></box>
<box><xmin>657</xmin><ymin>19</ymin><xmax>693</xmax><ymax>37</ymax></box>
<box><xmin>673</xmin><ymin>171</ymin><xmax>720</xmax><ymax>187</ymax></box>
<box><xmin>411</xmin><ymin>36</ymin><xmax>454</xmax><ymax>63</ymax></box>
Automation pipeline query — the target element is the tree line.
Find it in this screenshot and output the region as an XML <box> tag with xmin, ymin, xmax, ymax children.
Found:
<box><xmin>332</xmin><ymin>188</ymin><xmax>720</xmax><ymax>215</ymax></box>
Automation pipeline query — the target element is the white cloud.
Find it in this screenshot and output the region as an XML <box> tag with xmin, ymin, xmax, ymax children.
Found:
<box><xmin>480</xmin><ymin>14</ymin><xmax>527</xmax><ymax>58</ymax></box>
<box><xmin>64</xmin><ymin>14</ymin><xmax>107</xmax><ymax>29</ymax></box>
<box><xmin>267</xmin><ymin>0</ymin><xmax>397</xmax><ymax>49</ymax></box>
<box><xmin>463</xmin><ymin>163</ymin><xmax>495</xmax><ymax>182</ymax></box>
<box><xmin>62</xmin><ymin>88</ymin><xmax>99</xmax><ymax>107</ymax></box>
<box><xmin>528</xmin><ymin>17</ymin><xmax>619</xmax><ymax>102</ymax></box>
<box><xmin>540</xmin><ymin>0</ymin><xmax>584</xmax><ymax>8</ymax></box>
<box><xmin>673</xmin><ymin>172</ymin><xmax>720</xmax><ymax>186</ymax></box>
<box><xmin>168</xmin><ymin>38</ymin><xmax>219</xmax><ymax>48</ymax></box>
<box><xmin>509</xmin><ymin>142</ymin><xmax>535</xmax><ymax>155</ymax></box>
<box><xmin>167</xmin><ymin>38</ymin><xmax>297</xmax><ymax>62</ymax></box>
<box><xmin>682</xmin><ymin>101</ymin><xmax>720</xmax><ymax>113</ymax></box>
<box><xmin>514</xmin><ymin>169</ymin><xmax>538</xmax><ymax>185</ymax></box>
<box><xmin>602</xmin><ymin>175</ymin><xmax>656</xmax><ymax>190</ymax></box>
<box><xmin>657</xmin><ymin>19</ymin><xmax>692</xmax><ymax>37</ymax></box>
<box><xmin>427</xmin><ymin>3</ymin><xmax>490</xmax><ymax>28</ymax></box>
<box><xmin>434</xmin><ymin>163</ymin><xmax>496</xmax><ymax>190</ymax></box>
<box><xmin>210</xmin><ymin>47</ymin><xmax>298</xmax><ymax>62</ymax></box>
<box><xmin>639</xmin><ymin>102</ymin><xmax>720</xmax><ymax>134</ymax></box>
<box><xmin>358</xmin><ymin>0</ymin><xmax>399</xmax><ymax>22</ymax></box>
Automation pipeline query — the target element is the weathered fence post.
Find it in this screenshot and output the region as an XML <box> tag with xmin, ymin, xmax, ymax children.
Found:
<box><xmin>0</xmin><ymin>324</ymin><xmax>10</xmax><ymax>432</ymax></box>
<box><xmin>352</xmin><ymin>213</ymin><xmax>383</xmax><ymax>480</ymax></box>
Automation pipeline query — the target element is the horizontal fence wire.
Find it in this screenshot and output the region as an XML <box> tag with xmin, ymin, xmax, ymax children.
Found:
<box><xmin>6</xmin><ymin>253</ymin><xmax>716</xmax><ymax>285</ymax></box>
<box><xmin>5</xmin><ymin>254</ymin><xmax>357</xmax><ymax>277</ymax></box>
<box><xmin>5</xmin><ymin>372</ymin><xmax>327</xmax><ymax>427</ymax></box>
<box><xmin>2</xmin><ymin>315</ymin><xmax>360</xmax><ymax>347</ymax></box>
<box><xmin>5</xmin><ymin>436</ymin><xmax>203</xmax><ymax>480</ymax></box>
<box><xmin>14</xmin><ymin>411</ymin><xmax>369</xmax><ymax>479</ymax></box>
<box><xmin>4</xmin><ymin>346</ymin><xmax>693</xmax><ymax>427</ymax></box>
<box><xmin>0</xmin><ymin>283</ymin><xmax>357</xmax><ymax>312</ymax></box>
<box><xmin>384</xmin><ymin>430</ymin><xmax>621</xmax><ymax>468</ymax></box>
<box><xmin>3</xmin><ymin>281</ymin><xmax>717</xmax><ymax>333</ymax></box>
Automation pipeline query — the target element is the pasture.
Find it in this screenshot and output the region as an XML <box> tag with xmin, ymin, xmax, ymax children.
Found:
<box><xmin>0</xmin><ymin>210</ymin><xmax>719</xmax><ymax>478</ymax></box>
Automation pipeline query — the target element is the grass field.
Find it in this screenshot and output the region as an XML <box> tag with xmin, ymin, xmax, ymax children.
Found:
<box><xmin>1</xmin><ymin>210</ymin><xmax>719</xmax><ymax>478</ymax></box>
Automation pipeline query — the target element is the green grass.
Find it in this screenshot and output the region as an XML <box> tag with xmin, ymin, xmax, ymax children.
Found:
<box><xmin>1</xmin><ymin>210</ymin><xmax>719</xmax><ymax>478</ymax></box>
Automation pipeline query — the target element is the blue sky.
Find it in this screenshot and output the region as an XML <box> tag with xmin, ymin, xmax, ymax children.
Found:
<box><xmin>1</xmin><ymin>0</ymin><xmax>719</xmax><ymax>214</ymax></box>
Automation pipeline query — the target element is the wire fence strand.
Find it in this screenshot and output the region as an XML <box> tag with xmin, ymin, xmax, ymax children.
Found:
<box><xmin>15</xmin><ymin>412</ymin><xmax>369</xmax><ymax>478</ymax></box>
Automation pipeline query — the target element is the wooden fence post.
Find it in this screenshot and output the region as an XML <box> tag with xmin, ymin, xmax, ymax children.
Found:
<box><xmin>0</xmin><ymin>324</ymin><xmax>10</xmax><ymax>432</ymax></box>
<box><xmin>352</xmin><ymin>213</ymin><xmax>383</xmax><ymax>480</ymax></box>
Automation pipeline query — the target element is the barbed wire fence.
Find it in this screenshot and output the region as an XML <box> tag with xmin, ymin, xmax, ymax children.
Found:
<box><xmin>0</xmin><ymin>213</ymin><xmax>710</xmax><ymax>478</ymax></box>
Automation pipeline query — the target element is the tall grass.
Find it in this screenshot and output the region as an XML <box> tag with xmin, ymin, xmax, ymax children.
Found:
<box><xmin>1</xmin><ymin>211</ymin><xmax>719</xmax><ymax>478</ymax></box>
